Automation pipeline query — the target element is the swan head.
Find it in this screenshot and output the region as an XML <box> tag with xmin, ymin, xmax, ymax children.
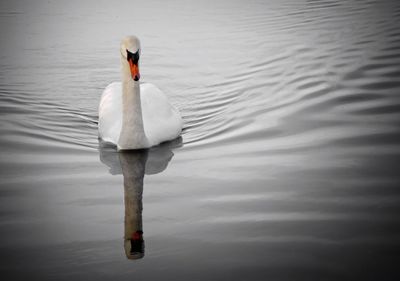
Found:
<box><xmin>120</xmin><ymin>36</ymin><xmax>141</xmax><ymax>81</ymax></box>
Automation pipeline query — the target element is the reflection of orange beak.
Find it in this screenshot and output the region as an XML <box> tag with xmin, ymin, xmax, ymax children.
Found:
<box><xmin>128</xmin><ymin>59</ymin><xmax>140</xmax><ymax>81</ymax></box>
<box><xmin>131</xmin><ymin>231</ymin><xmax>143</xmax><ymax>241</ymax></box>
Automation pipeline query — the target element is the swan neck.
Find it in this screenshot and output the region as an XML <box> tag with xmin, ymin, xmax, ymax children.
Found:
<box><xmin>118</xmin><ymin>80</ymin><xmax>148</xmax><ymax>150</ymax></box>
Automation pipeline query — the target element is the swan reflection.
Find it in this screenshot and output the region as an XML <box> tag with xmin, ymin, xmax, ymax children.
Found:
<box><xmin>99</xmin><ymin>138</ymin><xmax>181</xmax><ymax>259</ymax></box>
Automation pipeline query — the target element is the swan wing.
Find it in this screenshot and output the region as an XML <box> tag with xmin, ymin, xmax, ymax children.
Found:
<box><xmin>141</xmin><ymin>83</ymin><xmax>183</xmax><ymax>146</ymax></box>
<box><xmin>98</xmin><ymin>82</ymin><xmax>122</xmax><ymax>145</ymax></box>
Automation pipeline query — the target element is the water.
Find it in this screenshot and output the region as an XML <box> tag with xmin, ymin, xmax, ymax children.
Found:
<box><xmin>1</xmin><ymin>0</ymin><xmax>400</xmax><ymax>280</ymax></box>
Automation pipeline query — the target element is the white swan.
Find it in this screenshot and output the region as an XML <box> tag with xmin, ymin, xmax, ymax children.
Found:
<box><xmin>98</xmin><ymin>36</ymin><xmax>183</xmax><ymax>150</ymax></box>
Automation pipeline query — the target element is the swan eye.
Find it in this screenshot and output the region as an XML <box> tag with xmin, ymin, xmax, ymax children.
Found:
<box><xmin>126</xmin><ymin>49</ymin><xmax>140</xmax><ymax>63</ymax></box>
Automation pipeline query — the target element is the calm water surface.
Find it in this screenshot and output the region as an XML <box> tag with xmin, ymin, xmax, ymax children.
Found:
<box><xmin>1</xmin><ymin>0</ymin><xmax>400</xmax><ymax>280</ymax></box>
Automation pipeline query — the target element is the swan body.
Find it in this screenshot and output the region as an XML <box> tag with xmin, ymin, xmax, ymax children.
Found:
<box><xmin>99</xmin><ymin>82</ymin><xmax>182</xmax><ymax>149</ymax></box>
<box><xmin>98</xmin><ymin>36</ymin><xmax>182</xmax><ymax>150</ymax></box>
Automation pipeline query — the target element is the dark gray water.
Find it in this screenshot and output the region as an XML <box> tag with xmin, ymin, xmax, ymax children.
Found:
<box><xmin>1</xmin><ymin>0</ymin><xmax>400</xmax><ymax>280</ymax></box>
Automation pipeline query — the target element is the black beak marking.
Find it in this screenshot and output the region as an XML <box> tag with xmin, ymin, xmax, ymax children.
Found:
<box><xmin>127</xmin><ymin>49</ymin><xmax>140</xmax><ymax>64</ymax></box>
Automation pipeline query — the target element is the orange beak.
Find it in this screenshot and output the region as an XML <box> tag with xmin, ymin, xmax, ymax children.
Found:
<box><xmin>128</xmin><ymin>59</ymin><xmax>140</xmax><ymax>81</ymax></box>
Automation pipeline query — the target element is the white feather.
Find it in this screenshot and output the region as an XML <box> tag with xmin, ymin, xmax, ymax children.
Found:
<box><xmin>98</xmin><ymin>82</ymin><xmax>182</xmax><ymax>148</ymax></box>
